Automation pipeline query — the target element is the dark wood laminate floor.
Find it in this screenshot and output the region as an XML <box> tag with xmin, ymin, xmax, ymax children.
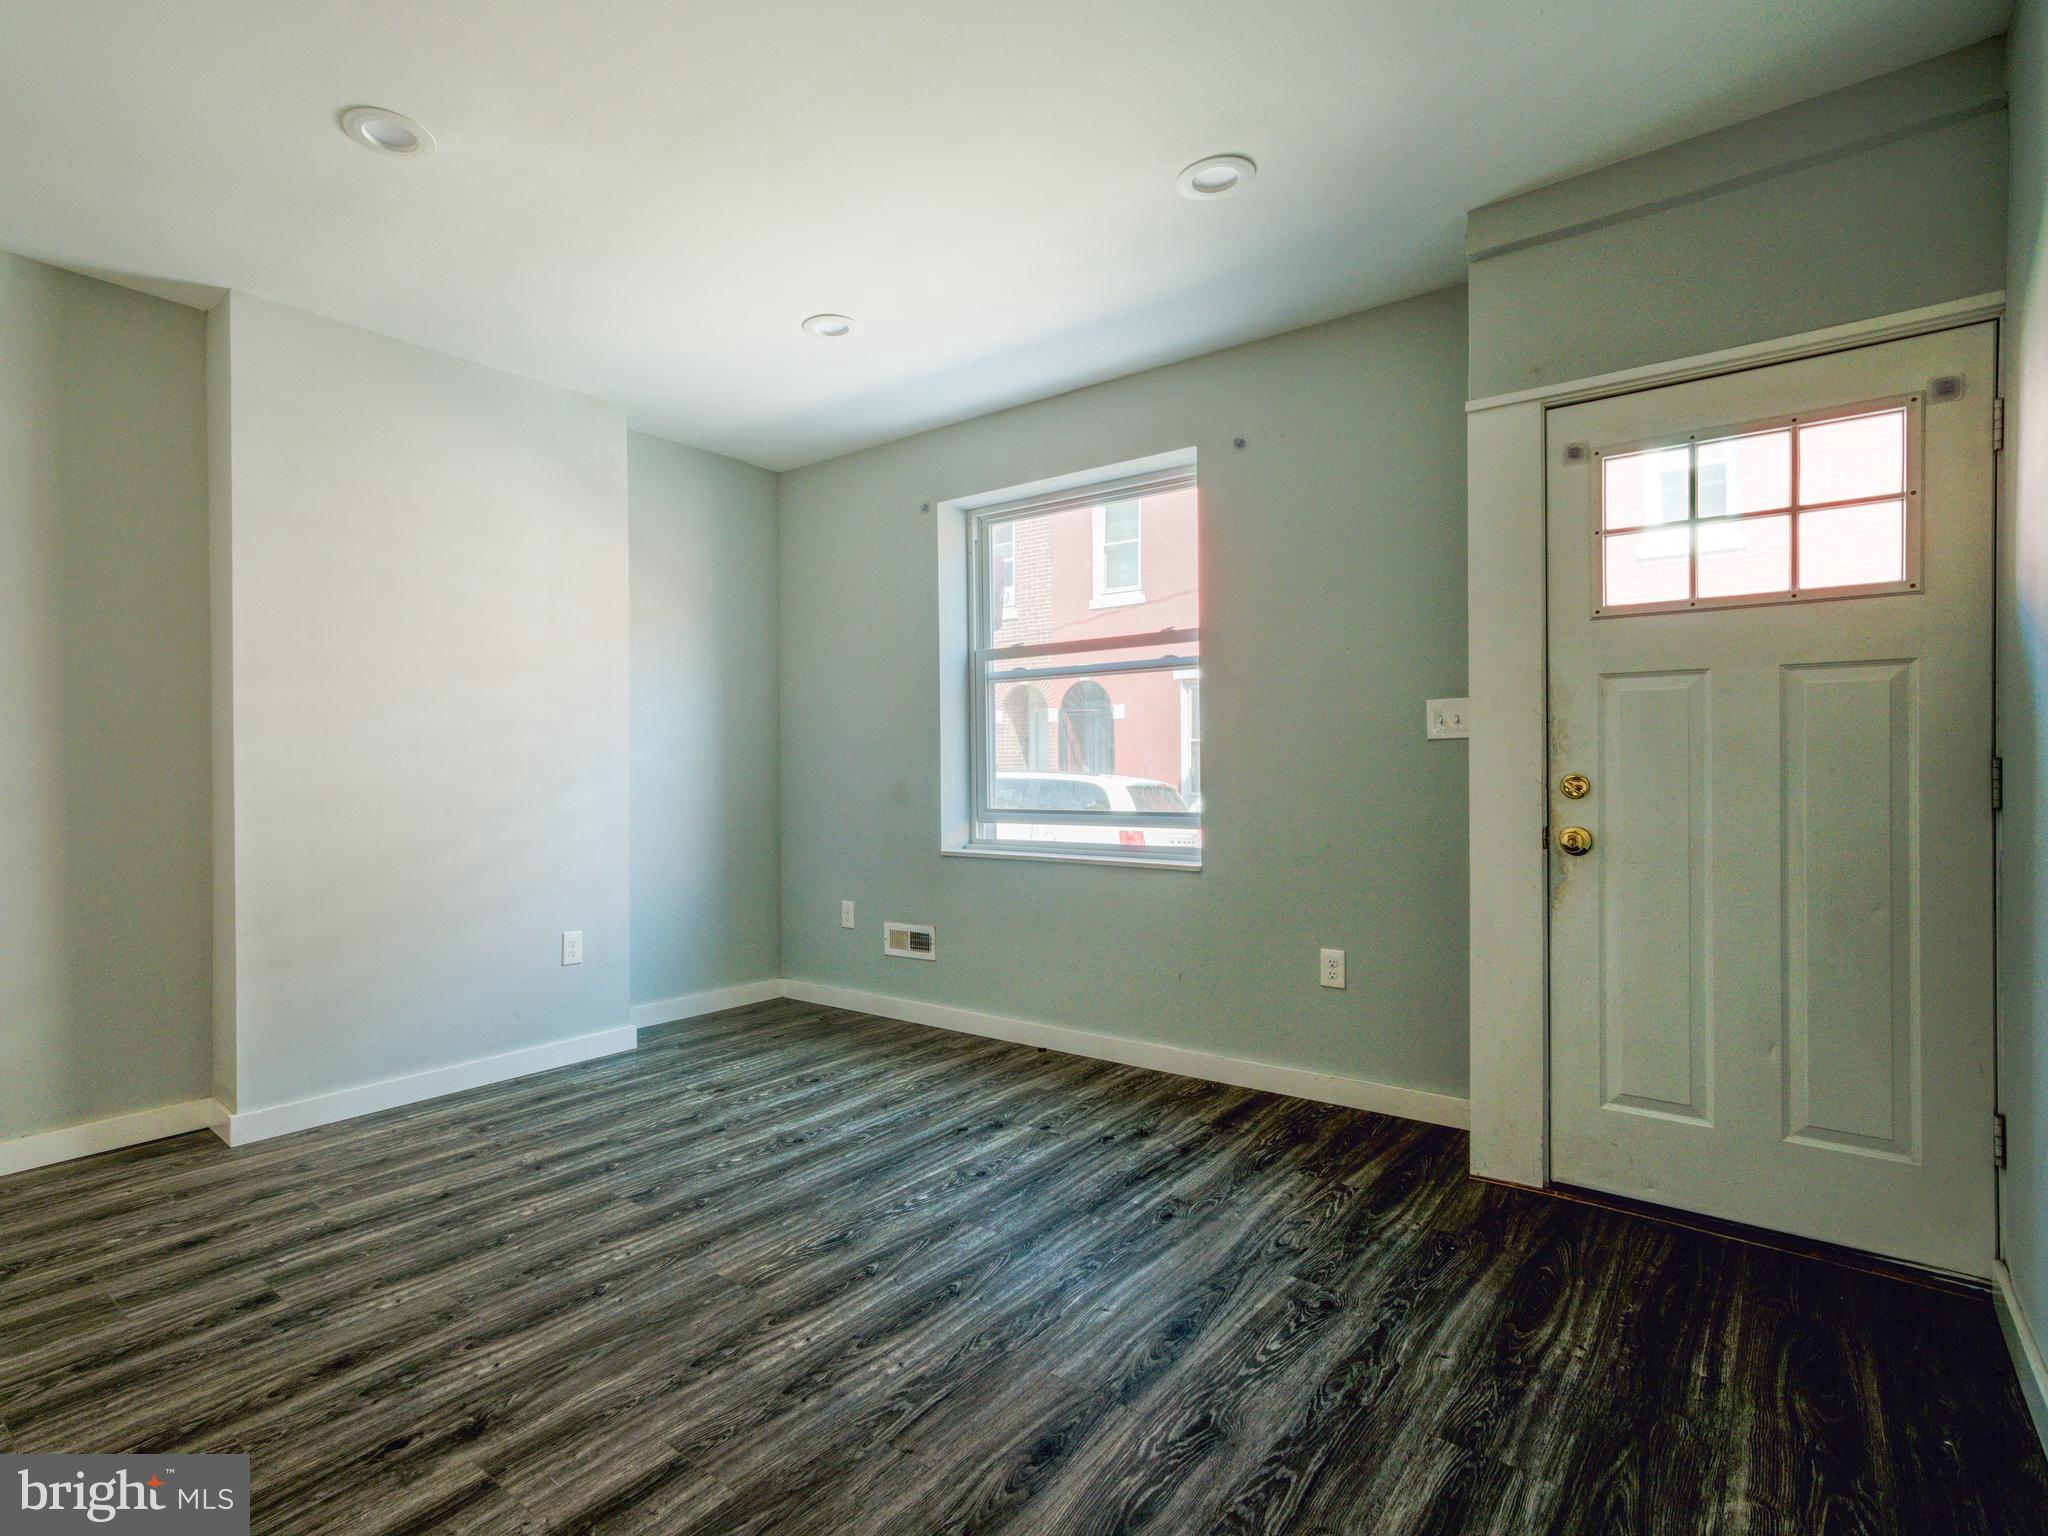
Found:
<box><xmin>2</xmin><ymin>1000</ymin><xmax>2043</xmax><ymax>1535</ymax></box>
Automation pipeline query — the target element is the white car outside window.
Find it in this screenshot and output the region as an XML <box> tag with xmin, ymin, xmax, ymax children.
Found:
<box><xmin>990</xmin><ymin>773</ymin><xmax>1201</xmax><ymax>852</ymax></box>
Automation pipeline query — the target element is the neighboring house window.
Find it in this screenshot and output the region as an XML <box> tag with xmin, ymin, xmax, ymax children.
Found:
<box><xmin>964</xmin><ymin>456</ymin><xmax>1200</xmax><ymax>864</ymax></box>
<box><xmin>1058</xmin><ymin>680</ymin><xmax>1116</xmax><ymax>773</ymax></box>
<box><xmin>1091</xmin><ymin>499</ymin><xmax>1144</xmax><ymax>606</ymax></box>
<box><xmin>991</xmin><ymin>520</ymin><xmax>1018</xmax><ymax>618</ymax></box>
<box><xmin>1177</xmin><ymin>671</ymin><xmax>1202</xmax><ymax>807</ymax></box>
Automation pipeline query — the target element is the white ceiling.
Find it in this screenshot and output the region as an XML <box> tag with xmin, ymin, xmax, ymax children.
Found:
<box><xmin>0</xmin><ymin>0</ymin><xmax>2008</xmax><ymax>469</ymax></box>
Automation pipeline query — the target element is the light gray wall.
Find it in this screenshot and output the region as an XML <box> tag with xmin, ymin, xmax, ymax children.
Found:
<box><xmin>778</xmin><ymin>289</ymin><xmax>1470</xmax><ymax>1098</ymax></box>
<box><xmin>0</xmin><ymin>251</ymin><xmax>212</xmax><ymax>1139</ymax></box>
<box><xmin>2001</xmin><ymin>0</ymin><xmax>2048</xmax><ymax>1383</ymax></box>
<box><xmin>629</xmin><ymin>432</ymin><xmax>781</xmax><ymax>1007</ymax></box>
<box><xmin>211</xmin><ymin>293</ymin><xmax>631</xmax><ymax>1112</ymax></box>
<box><xmin>1468</xmin><ymin>41</ymin><xmax>2008</xmax><ymax>400</ymax></box>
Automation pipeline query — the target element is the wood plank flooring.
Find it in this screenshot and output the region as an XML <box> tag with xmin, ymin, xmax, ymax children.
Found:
<box><xmin>2</xmin><ymin>998</ymin><xmax>2043</xmax><ymax>1534</ymax></box>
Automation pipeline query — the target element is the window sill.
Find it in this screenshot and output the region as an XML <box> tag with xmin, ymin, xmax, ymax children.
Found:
<box><xmin>1088</xmin><ymin>590</ymin><xmax>1146</xmax><ymax>610</ymax></box>
<box><xmin>941</xmin><ymin>844</ymin><xmax>1201</xmax><ymax>872</ymax></box>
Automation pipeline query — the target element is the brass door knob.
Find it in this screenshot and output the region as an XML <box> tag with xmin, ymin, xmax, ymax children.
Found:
<box><xmin>1560</xmin><ymin>773</ymin><xmax>1591</xmax><ymax>799</ymax></box>
<box><xmin>1557</xmin><ymin>826</ymin><xmax>1594</xmax><ymax>856</ymax></box>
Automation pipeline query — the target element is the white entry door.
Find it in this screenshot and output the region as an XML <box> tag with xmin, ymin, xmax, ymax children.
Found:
<box><xmin>1545</xmin><ymin>324</ymin><xmax>1997</xmax><ymax>1276</ymax></box>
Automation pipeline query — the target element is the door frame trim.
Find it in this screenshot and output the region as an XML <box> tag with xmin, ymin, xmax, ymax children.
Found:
<box><xmin>1465</xmin><ymin>291</ymin><xmax>2005</xmax><ymax>1190</ymax></box>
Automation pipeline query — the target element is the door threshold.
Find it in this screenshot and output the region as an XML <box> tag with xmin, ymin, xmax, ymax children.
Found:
<box><xmin>1528</xmin><ymin>1180</ymin><xmax>1988</xmax><ymax>1299</ymax></box>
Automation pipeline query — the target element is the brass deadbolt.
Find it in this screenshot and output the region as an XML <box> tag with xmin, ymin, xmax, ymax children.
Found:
<box><xmin>1559</xmin><ymin>773</ymin><xmax>1591</xmax><ymax>800</ymax></box>
<box><xmin>1557</xmin><ymin>826</ymin><xmax>1594</xmax><ymax>856</ymax></box>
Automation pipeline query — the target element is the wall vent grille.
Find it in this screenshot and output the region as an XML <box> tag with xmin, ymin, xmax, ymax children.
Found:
<box><xmin>883</xmin><ymin>922</ymin><xmax>936</xmax><ymax>960</ymax></box>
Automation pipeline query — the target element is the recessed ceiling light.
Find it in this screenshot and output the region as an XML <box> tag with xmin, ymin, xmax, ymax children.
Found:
<box><xmin>801</xmin><ymin>314</ymin><xmax>858</xmax><ymax>339</ymax></box>
<box><xmin>340</xmin><ymin>106</ymin><xmax>436</xmax><ymax>160</ymax></box>
<box><xmin>1177</xmin><ymin>154</ymin><xmax>1256</xmax><ymax>199</ymax></box>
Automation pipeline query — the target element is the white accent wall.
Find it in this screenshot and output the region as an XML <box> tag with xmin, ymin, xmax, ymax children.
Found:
<box><xmin>0</xmin><ymin>251</ymin><xmax>213</xmax><ymax>1142</ymax></box>
<box><xmin>208</xmin><ymin>294</ymin><xmax>632</xmax><ymax>1114</ymax></box>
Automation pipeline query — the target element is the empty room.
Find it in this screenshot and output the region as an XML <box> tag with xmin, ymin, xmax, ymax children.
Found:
<box><xmin>3</xmin><ymin>1</ymin><xmax>2048</xmax><ymax>1531</ymax></box>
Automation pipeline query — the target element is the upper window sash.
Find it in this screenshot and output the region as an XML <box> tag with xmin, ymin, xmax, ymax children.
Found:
<box><xmin>969</xmin><ymin>467</ymin><xmax>1195</xmax><ymax>527</ymax></box>
<box><xmin>968</xmin><ymin>468</ymin><xmax>1193</xmax><ymax>650</ymax></box>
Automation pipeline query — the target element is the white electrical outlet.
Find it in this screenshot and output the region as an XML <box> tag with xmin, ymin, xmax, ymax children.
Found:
<box><xmin>841</xmin><ymin>900</ymin><xmax>855</xmax><ymax>929</ymax></box>
<box><xmin>1320</xmin><ymin>948</ymin><xmax>1346</xmax><ymax>989</ymax></box>
<box><xmin>1426</xmin><ymin>698</ymin><xmax>1470</xmax><ymax>740</ymax></box>
<box><xmin>561</xmin><ymin>930</ymin><xmax>583</xmax><ymax>966</ymax></box>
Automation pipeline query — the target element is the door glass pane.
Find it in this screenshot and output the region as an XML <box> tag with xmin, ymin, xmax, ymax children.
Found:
<box><xmin>1798</xmin><ymin>411</ymin><xmax>1904</xmax><ymax>504</ymax></box>
<box><xmin>1696</xmin><ymin>514</ymin><xmax>1790</xmax><ymax>598</ymax></box>
<box><xmin>1603</xmin><ymin>527</ymin><xmax>1690</xmax><ymax>606</ymax></box>
<box><xmin>1696</xmin><ymin>429</ymin><xmax>1791</xmax><ymax>518</ymax></box>
<box><xmin>1799</xmin><ymin>500</ymin><xmax>1905</xmax><ymax>589</ymax></box>
<box><xmin>1603</xmin><ymin>447</ymin><xmax>1690</xmax><ymax>531</ymax></box>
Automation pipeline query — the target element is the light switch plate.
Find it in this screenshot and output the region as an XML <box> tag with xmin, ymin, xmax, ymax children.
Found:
<box><xmin>1425</xmin><ymin>698</ymin><xmax>1470</xmax><ymax>740</ymax></box>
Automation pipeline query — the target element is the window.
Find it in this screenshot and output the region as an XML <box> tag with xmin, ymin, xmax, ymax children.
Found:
<box><xmin>1091</xmin><ymin>499</ymin><xmax>1144</xmax><ymax>606</ymax></box>
<box><xmin>990</xmin><ymin>520</ymin><xmax>1017</xmax><ymax>618</ymax></box>
<box><xmin>966</xmin><ymin>459</ymin><xmax>1200</xmax><ymax>863</ymax></box>
<box><xmin>1178</xmin><ymin>671</ymin><xmax>1202</xmax><ymax>807</ymax></box>
<box><xmin>1596</xmin><ymin>400</ymin><xmax>1915</xmax><ymax>614</ymax></box>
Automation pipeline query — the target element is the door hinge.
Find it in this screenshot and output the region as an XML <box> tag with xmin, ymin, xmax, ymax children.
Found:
<box><xmin>1995</xmin><ymin>1111</ymin><xmax>2008</xmax><ymax>1169</ymax></box>
<box><xmin>1993</xmin><ymin>396</ymin><xmax>2006</xmax><ymax>453</ymax></box>
<box><xmin>1992</xmin><ymin>754</ymin><xmax>2004</xmax><ymax>813</ymax></box>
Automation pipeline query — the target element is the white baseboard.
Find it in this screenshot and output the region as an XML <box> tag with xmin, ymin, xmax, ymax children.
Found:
<box><xmin>629</xmin><ymin>979</ymin><xmax>786</xmax><ymax>1029</ymax></box>
<box><xmin>0</xmin><ymin>1098</ymin><xmax>225</xmax><ymax>1178</ymax></box>
<box><xmin>1995</xmin><ymin>1259</ymin><xmax>2048</xmax><ymax>1457</ymax></box>
<box><xmin>6</xmin><ymin>979</ymin><xmax>1467</xmax><ymax>1174</ymax></box>
<box><xmin>218</xmin><ymin>1025</ymin><xmax>639</xmax><ymax>1147</ymax></box>
<box><xmin>781</xmin><ymin>979</ymin><xmax>1470</xmax><ymax>1130</ymax></box>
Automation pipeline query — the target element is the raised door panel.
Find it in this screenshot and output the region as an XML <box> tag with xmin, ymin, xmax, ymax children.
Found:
<box><xmin>1596</xmin><ymin>671</ymin><xmax>1711</xmax><ymax>1122</ymax></box>
<box><xmin>1780</xmin><ymin>660</ymin><xmax>1918</xmax><ymax>1160</ymax></box>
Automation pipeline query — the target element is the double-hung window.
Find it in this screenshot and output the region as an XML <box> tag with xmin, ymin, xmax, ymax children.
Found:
<box><xmin>966</xmin><ymin>458</ymin><xmax>1201</xmax><ymax>864</ymax></box>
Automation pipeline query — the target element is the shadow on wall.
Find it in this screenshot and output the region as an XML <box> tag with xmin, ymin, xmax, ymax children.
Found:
<box><xmin>628</xmin><ymin>435</ymin><xmax>780</xmax><ymax>1005</ymax></box>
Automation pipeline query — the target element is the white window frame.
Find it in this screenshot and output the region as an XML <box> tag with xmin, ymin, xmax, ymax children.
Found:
<box><xmin>1593</xmin><ymin>394</ymin><xmax>1922</xmax><ymax>617</ymax></box>
<box><xmin>1090</xmin><ymin>500</ymin><xmax>1146</xmax><ymax>608</ymax></box>
<box><xmin>964</xmin><ymin>464</ymin><xmax>1199</xmax><ymax>865</ymax></box>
